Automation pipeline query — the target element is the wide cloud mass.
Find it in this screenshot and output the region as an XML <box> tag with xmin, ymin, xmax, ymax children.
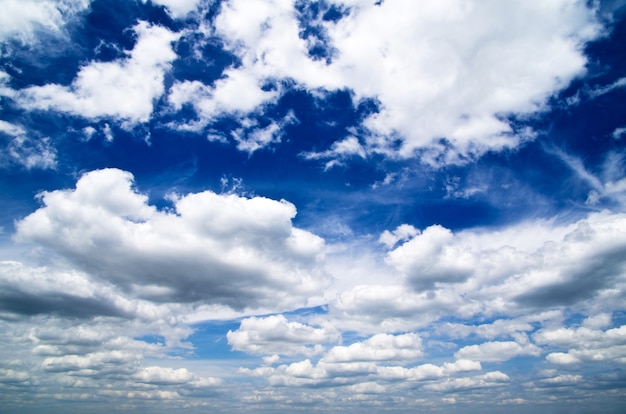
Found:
<box><xmin>15</xmin><ymin>168</ymin><xmax>329</xmax><ymax>309</ymax></box>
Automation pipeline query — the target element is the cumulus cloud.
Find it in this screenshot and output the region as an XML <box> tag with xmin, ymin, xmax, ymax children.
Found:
<box><xmin>239</xmin><ymin>330</ymin><xmax>476</xmax><ymax>390</ymax></box>
<box><xmin>323</xmin><ymin>333</ymin><xmax>423</xmax><ymax>363</ymax></box>
<box><xmin>133</xmin><ymin>366</ymin><xmax>220</xmax><ymax>386</ymax></box>
<box><xmin>331</xmin><ymin>212</ymin><xmax>626</xmax><ymax>333</ymax></box>
<box><xmin>378</xmin><ymin>224</ymin><xmax>420</xmax><ymax>249</ymax></box>
<box><xmin>227</xmin><ymin>314</ymin><xmax>340</xmax><ymax>356</ymax></box>
<box><xmin>14</xmin><ymin>168</ymin><xmax>330</xmax><ymax>310</ymax></box>
<box><xmin>173</xmin><ymin>0</ymin><xmax>603</xmax><ymax>164</ymax></box>
<box><xmin>454</xmin><ymin>340</ymin><xmax>542</xmax><ymax>362</ymax></box>
<box><xmin>423</xmin><ymin>371</ymin><xmax>510</xmax><ymax>391</ymax></box>
<box><xmin>536</xmin><ymin>322</ymin><xmax>626</xmax><ymax>365</ymax></box>
<box><xmin>17</xmin><ymin>22</ymin><xmax>180</xmax><ymax>127</ymax></box>
<box><xmin>385</xmin><ymin>225</ymin><xmax>475</xmax><ymax>290</ymax></box>
<box><xmin>0</xmin><ymin>261</ymin><xmax>130</xmax><ymax>319</ymax></box>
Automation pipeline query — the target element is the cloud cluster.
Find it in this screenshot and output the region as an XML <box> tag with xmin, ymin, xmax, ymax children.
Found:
<box><xmin>167</xmin><ymin>0</ymin><xmax>602</xmax><ymax>163</ymax></box>
<box><xmin>14</xmin><ymin>168</ymin><xmax>330</xmax><ymax>310</ymax></box>
<box><xmin>330</xmin><ymin>212</ymin><xmax>626</xmax><ymax>334</ymax></box>
<box><xmin>238</xmin><ymin>329</ymin><xmax>496</xmax><ymax>397</ymax></box>
<box><xmin>5</xmin><ymin>0</ymin><xmax>604</xmax><ymax>165</ymax></box>
<box><xmin>2</xmin><ymin>166</ymin><xmax>626</xmax><ymax>411</ymax></box>
<box><xmin>536</xmin><ymin>317</ymin><xmax>626</xmax><ymax>365</ymax></box>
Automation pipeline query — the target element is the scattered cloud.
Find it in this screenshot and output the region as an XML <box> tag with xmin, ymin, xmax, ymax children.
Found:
<box><xmin>1</xmin><ymin>1</ymin><xmax>626</xmax><ymax>412</ymax></box>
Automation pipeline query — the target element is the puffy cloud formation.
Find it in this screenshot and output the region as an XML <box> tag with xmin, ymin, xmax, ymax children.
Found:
<box><xmin>323</xmin><ymin>333</ymin><xmax>422</xmax><ymax>362</ymax></box>
<box><xmin>15</xmin><ymin>168</ymin><xmax>329</xmax><ymax>309</ymax></box>
<box><xmin>333</xmin><ymin>213</ymin><xmax>626</xmax><ymax>332</ymax></box>
<box><xmin>17</xmin><ymin>22</ymin><xmax>179</xmax><ymax>127</ymax></box>
<box><xmin>536</xmin><ymin>320</ymin><xmax>626</xmax><ymax>365</ymax></box>
<box><xmin>240</xmin><ymin>331</ymin><xmax>484</xmax><ymax>390</ymax></box>
<box><xmin>454</xmin><ymin>340</ymin><xmax>542</xmax><ymax>362</ymax></box>
<box><xmin>168</xmin><ymin>0</ymin><xmax>602</xmax><ymax>163</ymax></box>
<box><xmin>227</xmin><ymin>314</ymin><xmax>340</xmax><ymax>356</ymax></box>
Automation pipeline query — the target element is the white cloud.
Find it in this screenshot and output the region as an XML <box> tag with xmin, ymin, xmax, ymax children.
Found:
<box><xmin>6</xmin><ymin>136</ymin><xmax>57</xmax><ymax>170</ymax></box>
<box><xmin>41</xmin><ymin>350</ymin><xmax>137</xmax><ymax>373</ymax></box>
<box><xmin>301</xmin><ymin>136</ymin><xmax>367</xmax><ymax>170</ymax></box>
<box><xmin>17</xmin><ymin>22</ymin><xmax>180</xmax><ymax>127</ymax></box>
<box><xmin>0</xmin><ymin>0</ymin><xmax>90</xmax><ymax>43</ymax></box>
<box><xmin>167</xmin><ymin>72</ymin><xmax>279</xmax><ymax>131</ymax></box>
<box><xmin>385</xmin><ymin>225</ymin><xmax>476</xmax><ymax>290</ymax></box>
<box><xmin>423</xmin><ymin>371</ymin><xmax>510</xmax><ymax>391</ymax></box>
<box><xmin>133</xmin><ymin>366</ymin><xmax>220</xmax><ymax>386</ymax></box>
<box><xmin>323</xmin><ymin>333</ymin><xmax>423</xmax><ymax>363</ymax></box>
<box><xmin>535</xmin><ymin>323</ymin><xmax>626</xmax><ymax>364</ymax></box>
<box><xmin>331</xmin><ymin>212</ymin><xmax>626</xmax><ymax>333</ymax></box>
<box><xmin>0</xmin><ymin>120</ymin><xmax>26</xmax><ymax>136</ymax></box>
<box><xmin>612</xmin><ymin>126</ymin><xmax>626</xmax><ymax>140</ymax></box>
<box><xmin>14</xmin><ymin>168</ymin><xmax>330</xmax><ymax>310</ymax></box>
<box><xmin>146</xmin><ymin>0</ymin><xmax>200</xmax><ymax>19</ymax></box>
<box><xmin>454</xmin><ymin>340</ymin><xmax>542</xmax><ymax>362</ymax></box>
<box><xmin>242</xmin><ymin>349</ymin><xmax>482</xmax><ymax>390</ymax></box>
<box><xmin>188</xmin><ymin>0</ymin><xmax>603</xmax><ymax>164</ymax></box>
<box><xmin>378</xmin><ymin>224</ymin><xmax>420</xmax><ymax>248</ymax></box>
<box><xmin>0</xmin><ymin>368</ymin><xmax>30</xmax><ymax>384</ymax></box>
<box><xmin>587</xmin><ymin>77</ymin><xmax>626</xmax><ymax>98</ymax></box>
<box><xmin>538</xmin><ymin>374</ymin><xmax>583</xmax><ymax>386</ymax></box>
<box><xmin>232</xmin><ymin>111</ymin><xmax>298</xmax><ymax>154</ymax></box>
<box><xmin>227</xmin><ymin>314</ymin><xmax>339</xmax><ymax>356</ymax></box>
<box><xmin>0</xmin><ymin>120</ymin><xmax>57</xmax><ymax>170</ymax></box>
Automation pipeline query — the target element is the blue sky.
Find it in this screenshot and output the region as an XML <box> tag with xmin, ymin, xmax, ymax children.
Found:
<box><xmin>1</xmin><ymin>0</ymin><xmax>626</xmax><ymax>412</ymax></box>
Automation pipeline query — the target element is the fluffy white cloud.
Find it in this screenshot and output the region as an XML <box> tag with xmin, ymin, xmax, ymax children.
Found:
<box><xmin>331</xmin><ymin>212</ymin><xmax>626</xmax><ymax>334</ymax></box>
<box><xmin>423</xmin><ymin>371</ymin><xmax>510</xmax><ymax>391</ymax></box>
<box><xmin>17</xmin><ymin>22</ymin><xmax>179</xmax><ymax>127</ymax></box>
<box><xmin>168</xmin><ymin>71</ymin><xmax>279</xmax><ymax>131</ymax></box>
<box><xmin>241</xmin><ymin>334</ymin><xmax>482</xmax><ymax>390</ymax></box>
<box><xmin>536</xmin><ymin>322</ymin><xmax>626</xmax><ymax>365</ymax></box>
<box><xmin>0</xmin><ymin>0</ymin><xmax>90</xmax><ymax>43</ymax></box>
<box><xmin>378</xmin><ymin>224</ymin><xmax>420</xmax><ymax>249</ymax></box>
<box><xmin>227</xmin><ymin>314</ymin><xmax>340</xmax><ymax>356</ymax></box>
<box><xmin>133</xmin><ymin>366</ymin><xmax>220</xmax><ymax>386</ymax></box>
<box><xmin>376</xmin><ymin>359</ymin><xmax>481</xmax><ymax>381</ymax></box>
<box><xmin>323</xmin><ymin>333</ymin><xmax>423</xmax><ymax>363</ymax></box>
<box><xmin>14</xmin><ymin>168</ymin><xmax>329</xmax><ymax>310</ymax></box>
<box><xmin>454</xmin><ymin>340</ymin><xmax>542</xmax><ymax>362</ymax></box>
<box><xmin>172</xmin><ymin>0</ymin><xmax>603</xmax><ymax>163</ymax></box>
<box><xmin>385</xmin><ymin>225</ymin><xmax>475</xmax><ymax>290</ymax></box>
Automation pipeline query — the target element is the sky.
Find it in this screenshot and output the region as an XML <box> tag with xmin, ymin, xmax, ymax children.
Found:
<box><xmin>1</xmin><ymin>0</ymin><xmax>626</xmax><ymax>412</ymax></box>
